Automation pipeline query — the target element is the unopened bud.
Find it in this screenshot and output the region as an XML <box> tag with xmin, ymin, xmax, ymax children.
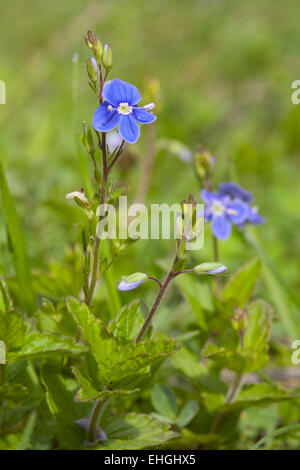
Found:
<box><xmin>66</xmin><ymin>191</ymin><xmax>90</xmax><ymax>209</ymax></box>
<box><xmin>87</xmin><ymin>58</ymin><xmax>98</xmax><ymax>83</ymax></box>
<box><xmin>102</xmin><ymin>44</ymin><xmax>112</xmax><ymax>68</ymax></box>
<box><xmin>195</xmin><ymin>148</ymin><xmax>215</xmax><ymax>182</ymax></box>
<box><xmin>93</xmin><ymin>38</ymin><xmax>103</xmax><ymax>62</ymax></box>
<box><xmin>193</xmin><ymin>262</ymin><xmax>227</xmax><ymax>275</ymax></box>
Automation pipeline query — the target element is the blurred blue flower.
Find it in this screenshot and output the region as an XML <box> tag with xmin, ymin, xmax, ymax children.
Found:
<box><xmin>201</xmin><ymin>189</ymin><xmax>248</xmax><ymax>240</ymax></box>
<box><xmin>93</xmin><ymin>78</ymin><xmax>156</xmax><ymax>144</ymax></box>
<box><xmin>219</xmin><ymin>182</ymin><xmax>265</xmax><ymax>226</ymax></box>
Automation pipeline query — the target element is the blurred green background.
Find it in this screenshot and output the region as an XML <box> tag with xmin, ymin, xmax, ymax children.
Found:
<box><xmin>1</xmin><ymin>0</ymin><xmax>300</xmax><ymax>336</ymax></box>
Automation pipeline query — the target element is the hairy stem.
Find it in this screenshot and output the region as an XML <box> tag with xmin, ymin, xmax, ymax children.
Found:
<box><xmin>135</xmin><ymin>257</ymin><xmax>178</xmax><ymax>343</ymax></box>
<box><xmin>88</xmin><ymin>399</ymin><xmax>107</xmax><ymax>443</ymax></box>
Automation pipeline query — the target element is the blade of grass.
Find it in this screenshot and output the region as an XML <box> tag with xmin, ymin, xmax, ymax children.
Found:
<box><xmin>17</xmin><ymin>410</ymin><xmax>37</xmax><ymax>450</ymax></box>
<box><xmin>0</xmin><ymin>159</ymin><xmax>35</xmax><ymax>313</ymax></box>
<box><xmin>251</xmin><ymin>423</ymin><xmax>300</xmax><ymax>450</ymax></box>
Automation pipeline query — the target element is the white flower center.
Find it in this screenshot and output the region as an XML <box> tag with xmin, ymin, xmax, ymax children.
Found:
<box><xmin>212</xmin><ymin>200</ymin><xmax>225</xmax><ymax>216</ymax></box>
<box><xmin>117</xmin><ymin>102</ymin><xmax>133</xmax><ymax>115</ymax></box>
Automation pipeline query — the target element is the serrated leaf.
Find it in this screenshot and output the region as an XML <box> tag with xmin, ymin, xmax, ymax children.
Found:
<box><xmin>176</xmin><ymin>400</ymin><xmax>199</xmax><ymax>427</ymax></box>
<box><xmin>151</xmin><ymin>384</ymin><xmax>178</xmax><ymax>420</ymax></box>
<box><xmin>67</xmin><ymin>297</ymin><xmax>116</xmax><ymax>383</ymax></box>
<box><xmin>73</xmin><ymin>366</ymin><xmax>139</xmax><ymax>402</ymax></box>
<box><xmin>222</xmin><ymin>258</ymin><xmax>262</xmax><ymax>308</ymax></box>
<box><xmin>8</xmin><ymin>332</ymin><xmax>86</xmax><ymax>361</ymax></box>
<box><xmin>94</xmin><ymin>413</ymin><xmax>178</xmax><ymax>450</ymax></box>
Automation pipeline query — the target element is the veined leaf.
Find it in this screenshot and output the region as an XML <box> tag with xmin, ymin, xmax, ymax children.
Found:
<box><xmin>151</xmin><ymin>384</ymin><xmax>178</xmax><ymax>420</ymax></box>
<box><xmin>94</xmin><ymin>412</ymin><xmax>178</xmax><ymax>450</ymax></box>
<box><xmin>222</xmin><ymin>258</ymin><xmax>262</xmax><ymax>308</ymax></box>
<box><xmin>108</xmin><ymin>300</ymin><xmax>148</xmax><ymax>345</ymax></box>
<box><xmin>0</xmin><ymin>311</ymin><xmax>26</xmax><ymax>350</ymax></box>
<box><xmin>8</xmin><ymin>332</ymin><xmax>86</xmax><ymax>361</ymax></box>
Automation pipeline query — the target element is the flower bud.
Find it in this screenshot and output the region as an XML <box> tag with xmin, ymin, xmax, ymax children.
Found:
<box><xmin>194</xmin><ymin>148</ymin><xmax>215</xmax><ymax>182</ymax></box>
<box><xmin>93</xmin><ymin>38</ymin><xmax>103</xmax><ymax>62</ymax></box>
<box><xmin>117</xmin><ymin>272</ymin><xmax>148</xmax><ymax>292</ymax></box>
<box><xmin>193</xmin><ymin>262</ymin><xmax>227</xmax><ymax>275</ymax></box>
<box><xmin>66</xmin><ymin>191</ymin><xmax>90</xmax><ymax>209</ymax></box>
<box><xmin>86</xmin><ymin>58</ymin><xmax>98</xmax><ymax>83</ymax></box>
<box><xmin>102</xmin><ymin>43</ymin><xmax>113</xmax><ymax>68</ymax></box>
<box><xmin>81</xmin><ymin>123</ymin><xmax>95</xmax><ymax>155</ymax></box>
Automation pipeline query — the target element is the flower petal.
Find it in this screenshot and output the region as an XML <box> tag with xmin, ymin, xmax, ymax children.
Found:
<box><xmin>119</xmin><ymin>115</ymin><xmax>140</xmax><ymax>144</ymax></box>
<box><xmin>103</xmin><ymin>78</ymin><xmax>141</xmax><ymax>106</ymax></box>
<box><xmin>118</xmin><ymin>280</ymin><xmax>143</xmax><ymax>291</ymax></box>
<box><xmin>200</xmin><ymin>189</ymin><xmax>215</xmax><ymax>204</ymax></box>
<box><xmin>133</xmin><ymin>106</ymin><xmax>157</xmax><ymax>124</ymax></box>
<box><xmin>226</xmin><ymin>200</ymin><xmax>248</xmax><ymax>225</ymax></box>
<box><xmin>92</xmin><ymin>101</ymin><xmax>121</xmax><ymax>132</ymax></box>
<box><xmin>247</xmin><ymin>207</ymin><xmax>265</xmax><ymax>225</ymax></box>
<box><xmin>212</xmin><ymin>215</ymin><xmax>232</xmax><ymax>240</ymax></box>
<box><xmin>219</xmin><ymin>182</ymin><xmax>253</xmax><ymax>203</ymax></box>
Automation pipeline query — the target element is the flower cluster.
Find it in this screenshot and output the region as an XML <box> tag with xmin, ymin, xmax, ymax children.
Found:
<box><xmin>201</xmin><ymin>182</ymin><xmax>265</xmax><ymax>240</ymax></box>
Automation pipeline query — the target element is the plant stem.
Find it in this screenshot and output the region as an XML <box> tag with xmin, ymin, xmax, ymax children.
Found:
<box><xmin>135</xmin><ymin>257</ymin><xmax>177</xmax><ymax>343</ymax></box>
<box><xmin>88</xmin><ymin>399</ymin><xmax>107</xmax><ymax>443</ymax></box>
<box><xmin>209</xmin><ymin>373</ymin><xmax>243</xmax><ymax>435</ymax></box>
<box><xmin>212</xmin><ymin>234</ymin><xmax>221</xmax><ymax>292</ymax></box>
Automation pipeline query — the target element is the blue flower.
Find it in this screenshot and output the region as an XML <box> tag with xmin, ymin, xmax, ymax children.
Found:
<box><xmin>92</xmin><ymin>78</ymin><xmax>157</xmax><ymax>144</ymax></box>
<box><xmin>219</xmin><ymin>182</ymin><xmax>265</xmax><ymax>226</ymax></box>
<box><xmin>201</xmin><ymin>189</ymin><xmax>248</xmax><ymax>240</ymax></box>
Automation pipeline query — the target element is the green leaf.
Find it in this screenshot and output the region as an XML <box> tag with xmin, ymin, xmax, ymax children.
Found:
<box><xmin>17</xmin><ymin>411</ymin><xmax>37</xmax><ymax>450</ymax></box>
<box><xmin>0</xmin><ymin>278</ymin><xmax>13</xmax><ymax>313</ymax></box>
<box><xmin>68</xmin><ymin>297</ymin><xmax>179</xmax><ymax>388</ymax></box>
<box><xmin>220</xmin><ymin>384</ymin><xmax>294</xmax><ymax>413</ymax></box>
<box><xmin>0</xmin><ymin>383</ymin><xmax>28</xmax><ymax>400</ymax></box>
<box><xmin>41</xmin><ymin>364</ymin><xmax>89</xmax><ymax>449</ymax></box>
<box><xmin>0</xmin><ymin>159</ymin><xmax>35</xmax><ymax>313</ymax></box>
<box><xmin>73</xmin><ymin>366</ymin><xmax>139</xmax><ymax>402</ymax></box>
<box><xmin>222</xmin><ymin>258</ymin><xmax>262</xmax><ymax>308</ymax></box>
<box><xmin>0</xmin><ymin>311</ymin><xmax>26</xmax><ymax>350</ymax></box>
<box><xmin>67</xmin><ymin>297</ymin><xmax>117</xmax><ymax>383</ymax></box>
<box><xmin>251</xmin><ymin>423</ymin><xmax>300</xmax><ymax>450</ymax></box>
<box><xmin>108</xmin><ymin>300</ymin><xmax>148</xmax><ymax>345</ymax></box>
<box><xmin>243</xmin><ymin>300</ymin><xmax>272</xmax><ymax>350</ymax></box>
<box><xmin>176</xmin><ymin>400</ymin><xmax>199</xmax><ymax>427</ymax></box>
<box><xmin>8</xmin><ymin>332</ymin><xmax>86</xmax><ymax>361</ymax></box>
<box><xmin>94</xmin><ymin>413</ymin><xmax>178</xmax><ymax>450</ymax></box>
<box><xmin>151</xmin><ymin>384</ymin><xmax>178</xmax><ymax>420</ymax></box>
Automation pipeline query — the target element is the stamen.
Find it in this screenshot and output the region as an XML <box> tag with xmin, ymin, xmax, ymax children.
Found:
<box><xmin>143</xmin><ymin>102</ymin><xmax>155</xmax><ymax>111</ymax></box>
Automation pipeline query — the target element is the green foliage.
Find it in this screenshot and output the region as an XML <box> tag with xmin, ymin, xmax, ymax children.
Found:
<box><xmin>222</xmin><ymin>258</ymin><xmax>262</xmax><ymax>308</ymax></box>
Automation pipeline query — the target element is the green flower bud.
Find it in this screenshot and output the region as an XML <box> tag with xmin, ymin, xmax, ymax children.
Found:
<box><xmin>194</xmin><ymin>149</ymin><xmax>215</xmax><ymax>182</ymax></box>
<box><xmin>193</xmin><ymin>262</ymin><xmax>227</xmax><ymax>275</ymax></box>
<box><xmin>86</xmin><ymin>58</ymin><xmax>98</xmax><ymax>84</ymax></box>
<box><xmin>125</xmin><ymin>272</ymin><xmax>148</xmax><ymax>283</ymax></box>
<box><xmin>102</xmin><ymin>43</ymin><xmax>113</xmax><ymax>68</ymax></box>
<box><xmin>93</xmin><ymin>38</ymin><xmax>103</xmax><ymax>62</ymax></box>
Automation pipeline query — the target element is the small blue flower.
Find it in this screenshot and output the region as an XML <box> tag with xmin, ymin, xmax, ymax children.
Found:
<box><xmin>201</xmin><ymin>189</ymin><xmax>248</xmax><ymax>240</ymax></box>
<box><xmin>219</xmin><ymin>182</ymin><xmax>265</xmax><ymax>226</ymax></box>
<box><xmin>93</xmin><ymin>78</ymin><xmax>157</xmax><ymax>144</ymax></box>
